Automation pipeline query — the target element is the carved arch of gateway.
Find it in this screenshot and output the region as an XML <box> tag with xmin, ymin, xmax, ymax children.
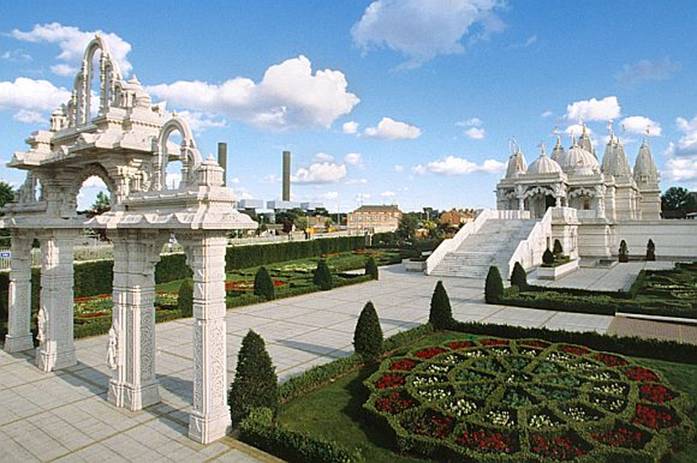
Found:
<box><xmin>0</xmin><ymin>36</ymin><xmax>256</xmax><ymax>444</ymax></box>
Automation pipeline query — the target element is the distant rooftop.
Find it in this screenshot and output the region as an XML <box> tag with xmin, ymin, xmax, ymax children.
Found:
<box><xmin>353</xmin><ymin>204</ymin><xmax>402</xmax><ymax>213</ymax></box>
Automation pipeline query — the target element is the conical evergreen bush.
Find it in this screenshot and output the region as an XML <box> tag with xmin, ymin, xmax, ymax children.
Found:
<box><xmin>510</xmin><ymin>261</ymin><xmax>528</xmax><ymax>290</ymax></box>
<box><xmin>253</xmin><ymin>266</ymin><xmax>275</xmax><ymax>300</ymax></box>
<box><xmin>619</xmin><ymin>240</ymin><xmax>629</xmax><ymax>263</ymax></box>
<box><xmin>646</xmin><ymin>239</ymin><xmax>656</xmax><ymax>261</ymax></box>
<box><xmin>429</xmin><ymin>281</ymin><xmax>453</xmax><ymax>330</ymax></box>
<box><xmin>313</xmin><ymin>259</ymin><xmax>334</xmax><ymax>290</ymax></box>
<box><xmin>353</xmin><ymin>301</ymin><xmax>383</xmax><ymax>363</ymax></box>
<box><xmin>228</xmin><ymin>330</ymin><xmax>279</xmax><ymax>426</ymax></box>
<box><xmin>485</xmin><ymin>266</ymin><xmax>504</xmax><ymax>304</ymax></box>
<box><xmin>177</xmin><ymin>279</ymin><xmax>194</xmax><ymax>317</ymax></box>
<box><xmin>553</xmin><ymin>239</ymin><xmax>564</xmax><ymax>257</ymax></box>
<box><xmin>365</xmin><ymin>256</ymin><xmax>379</xmax><ymax>280</ymax></box>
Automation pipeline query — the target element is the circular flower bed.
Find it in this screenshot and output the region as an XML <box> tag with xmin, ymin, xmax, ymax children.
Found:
<box><xmin>364</xmin><ymin>337</ymin><xmax>694</xmax><ymax>462</ymax></box>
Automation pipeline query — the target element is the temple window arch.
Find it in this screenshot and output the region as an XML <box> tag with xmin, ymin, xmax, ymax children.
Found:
<box><xmin>153</xmin><ymin>116</ymin><xmax>202</xmax><ymax>191</ymax></box>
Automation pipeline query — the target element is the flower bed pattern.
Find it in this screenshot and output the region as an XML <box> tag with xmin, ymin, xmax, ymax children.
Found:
<box><xmin>364</xmin><ymin>336</ymin><xmax>694</xmax><ymax>462</ymax></box>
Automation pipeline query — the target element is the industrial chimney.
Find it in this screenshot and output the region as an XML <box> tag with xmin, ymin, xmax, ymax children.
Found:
<box><xmin>282</xmin><ymin>150</ymin><xmax>291</xmax><ymax>201</ymax></box>
<box><xmin>217</xmin><ymin>142</ymin><xmax>227</xmax><ymax>186</ymax></box>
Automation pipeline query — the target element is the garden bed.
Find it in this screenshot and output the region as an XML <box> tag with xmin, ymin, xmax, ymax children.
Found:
<box><xmin>278</xmin><ymin>330</ymin><xmax>697</xmax><ymax>463</ymax></box>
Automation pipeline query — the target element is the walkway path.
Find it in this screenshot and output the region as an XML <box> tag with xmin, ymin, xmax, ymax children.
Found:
<box><xmin>0</xmin><ymin>264</ymin><xmax>687</xmax><ymax>462</ymax></box>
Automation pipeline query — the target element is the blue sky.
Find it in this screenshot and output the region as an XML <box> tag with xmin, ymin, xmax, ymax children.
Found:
<box><xmin>1</xmin><ymin>0</ymin><xmax>697</xmax><ymax>212</ymax></box>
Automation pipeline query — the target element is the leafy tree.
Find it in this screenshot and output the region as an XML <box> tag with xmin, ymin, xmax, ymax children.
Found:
<box><xmin>618</xmin><ymin>240</ymin><xmax>629</xmax><ymax>263</ymax></box>
<box><xmin>0</xmin><ymin>181</ymin><xmax>14</xmax><ymax>210</ymax></box>
<box><xmin>510</xmin><ymin>262</ymin><xmax>528</xmax><ymax>290</ymax></box>
<box><xmin>396</xmin><ymin>214</ymin><xmax>419</xmax><ymax>242</ymax></box>
<box><xmin>254</xmin><ymin>266</ymin><xmax>275</xmax><ymax>300</ymax></box>
<box><xmin>228</xmin><ymin>330</ymin><xmax>279</xmax><ymax>426</ymax></box>
<box><xmin>542</xmin><ymin>248</ymin><xmax>555</xmax><ymax>265</ymax></box>
<box><xmin>661</xmin><ymin>187</ymin><xmax>697</xmax><ymax>218</ymax></box>
<box><xmin>353</xmin><ymin>301</ymin><xmax>383</xmax><ymax>363</ymax></box>
<box><xmin>90</xmin><ymin>191</ymin><xmax>111</xmax><ymax>215</ymax></box>
<box><xmin>485</xmin><ymin>266</ymin><xmax>504</xmax><ymax>304</ymax></box>
<box><xmin>313</xmin><ymin>259</ymin><xmax>333</xmax><ymax>290</ymax></box>
<box><xmin>646</xmin><ymin>239</ymin><xmax>656</xmax><ymax>261</ymax></box>
<box><xmin>364</xmin><ymin>256</ymin><xmax>379</xmax><ymax>280</ymax></box>
<box><xmin>177</xmin><ymin>279</ymin><xmax>194</xmax><ymax>317</ymax></box>
<box><xmin>429</xmin><ymin>281</ymin><xmax>453</xmax><ymax>329</ymax></box>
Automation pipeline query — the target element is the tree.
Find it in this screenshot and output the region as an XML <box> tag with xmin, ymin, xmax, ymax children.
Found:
<box><xmin>510</xmin><ymin>262</ymin><xmax>528</xmax><ymax>290</ymax></box>
<box><xmin>254</xmin><ymin>266</ymin><xmax>275</xmax><ymax>300</ymax></box>
<box><xmin>365</xmin><ymin>256</ymin><xmax>379</xmax><ymax>280</ymax></box>
<box><xmin>177</xmin><ymin>279</ymin><xmax>194</xmax><ymax>317</ymax></box>
<box><xmin>90</xmin><ymin>191</ymin><xmax>111</xmax><ymax>216</ymax></box>
<box><xmin>396</xmin><ymin>214</ymin><xmax>419</xmax><ymax>242</ymax></box>
<box><xmin>618</xmin><ymin>240</ymin><xmax>629</xmax><ymax>263</ymax></box>
<box><xmin>0</xmin><ymin>181</ymin><xmax>14</xmax><ymax>210</ymax></box>
<box><xmin>429</xmin><ymin>281</ymin><xmax>453</xmax><ymax>330</ymax></box>
<box><xmin>646</xmin><ymin>239</ymin><xmax>656</xmax><ymax>261</ymax></box>
<box><xmin>353</xmin><ymin>301</ymin><xmax>383</xmax><ymax>363</ymax></box>
<box><xmin>485</xmin><ymin>266</ymin><xmax>504</xmax><ymax>304</ymax></box>
<box><xmin>313</xmin><ymin>259</ymin><xmax>333</xmax><ymax>290</ymax></box>
<box><xmin>661</xmin><ymin>187</ymin><xmax>697</xmax><ymax>218</ymax></box>
<box><xmin>228</xmin><ymin>330</ymin><xmax>279</xmax><ymax>426</ymax></box>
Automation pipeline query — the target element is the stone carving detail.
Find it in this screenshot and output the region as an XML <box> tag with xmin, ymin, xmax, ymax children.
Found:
<box><xmin>192</xmin><ymin>321</ymin><xmax>203</xmax><ymax>411</ymax></box>
<box><xmin>106</xmin><ymin>324</ymin><xmax>120</xmax><ymax>370</ymax></box>
<box><xmin>36</xmin><ymin>306</ymin><xmax>47</xmax><ymax>344</ymax></box>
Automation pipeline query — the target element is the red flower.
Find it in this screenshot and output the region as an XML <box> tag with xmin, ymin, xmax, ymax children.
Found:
<box><xmin>447</xmin><ymin>340</ymin><xmax>475</xmax><ymax>350</ymax></box>
<box><xmin>520</xmin><ymin>340</ymin><xmax>550</xmax><ymax>349</ymax></box>
<box><xmin>530</xmin><ymin>432</ymin><xmax>589</xmax><ymax>460</ymax></box>
<box><xmin>389</xmin><ymin>358</ymin><xmax>418</xmax><ymax>371</ymax></box>
<box><xmin>403</xmin><ymin>411</ymin><xmax>453</xmax><ymax>439</ymax></box>
<box><xmin>639</xmin><ymin>383</ymin><xmax>676</xmax><ymax>404</ymax></box>
<box><xmin>480</xmin><ymin>338</ymin><xmax>509</xmax><ymax>346</ymax></box>
<box><xmin>560</xmin><ymin>345</ymin><xmax>590</xmax><ymax>356</ymax></box>
<box><xmin>375</xmin><ymin>373</ymin><xmax>406</xmax><ymax>389</ymax></box>
<box><xmin>414</xmin><ymin>347</ymin><xmax>447</xmax><ymax>359</ymax></box>
<box><xmin>593</xmin><ymin>353</ymin><xmax>628</xmax><ymax>367</ymax></box>
<box><xmin>625</xmin><ymin>366</ymin><xmax>659</xmax><ymax>382</ymax></box>
<box><xmin>633</xmin><ymin>403</ymin><xmax>679</xmax><ymax>430</ymax></box>
<box><xmin>375</xmin><ymin>391</ymin><xmax>415</xmax><ymax>414</ymax></box>
<box><xmin>457</xmin><ymin>428</ymin><xmax>518</xmax><ymax>454</ymax></box>
<box><xmin>592</xmin><ymin>424</ymin><xmax>648</xmax><ymax>449</ymax></box>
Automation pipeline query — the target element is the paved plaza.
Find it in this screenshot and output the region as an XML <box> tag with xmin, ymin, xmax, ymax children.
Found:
<box><xmin>1</xmin><ymin>263</ymin><xmax>692</xmax><ymax>462</ymax></box>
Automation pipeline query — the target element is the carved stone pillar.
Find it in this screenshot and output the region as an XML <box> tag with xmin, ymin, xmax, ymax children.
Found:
<box><xmin>182</xmin><ymin>232</ymin><xmax>230</xmax><ymax>444</ymax></box>
<box><xmin>36</xmin><ymin>229</ymin><xmax>78</xmax><ymax>371</ymax></box>
<box><xmin>4</xmin><ymin>232</ymin><xmax>34</xmax><ymax>353</ymax></box>
<box><xmin>108</xmin><ymin>230</ymin><xmax>163</xmax><ymax>411</ymax></box>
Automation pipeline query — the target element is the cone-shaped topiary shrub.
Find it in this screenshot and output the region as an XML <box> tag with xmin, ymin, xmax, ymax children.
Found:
<box><xmin>429</xmin><ymin>281</ymin><xmax>453</xmax><ymax>330</ymax></box>
<box><xmin>365</xmin><ymin>256</ymin><xmax>379</xmax><ymax>280</ymax></box>
<box><xmin>177</xmin><ymin>279</ymin><xmax>194</xmax><ymax>317</ymax></box>
<box><xmin>646</xmin><ymin>239</ymin><xmax>656</xmax><ymax>261</ymax></box>
<box><xmin>553</xmin><ymin>239</ymin><xmax>564</xmax><ymax>256</ymax></box>
<box><xmin>542</xmin><ymin>248</ymin><xmax>555</xmax><ymax>266</ymax></box>
<box><xmin>229</xmin><ymin>330</ymin><xmax>279</xmax><ymax>426</ymax></box>
<box><xmin>353</xmin><ymin>301</ymin><xmax>383</xmax><ymax>363</ymax></box>
<box><xmin>253</xmin><ymin>266</ymin><xmax>275</xmax><ymax>300</ymax></box>
<box><xmin>313</xmin><ymin>259</ymin><xmax>334</xmax><ymax>290</ymax></box>
<box><xmin>510</xmin><ymin>261</ymin><xmax>528</xmax><ymax>290</ymax></box>
<box><xmin>485</xmin><ymin>266</ymin><xmax>504</xmax><ymax>304</ymax></box>
<box><xmin>619</xmin><ymin>240</ymin><xmax>629</xmax><ymax>263</ymax></box>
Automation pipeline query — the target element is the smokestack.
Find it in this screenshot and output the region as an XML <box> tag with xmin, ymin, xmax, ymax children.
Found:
<box><xmin>217</xmin><ymin>142</ymin><xmax>228</xmax><ymax>186</ymax></box>
<box><xmin>282</xmin><ymin>150</ymin><xmax>291</xmax><ymax>201</ymax></box>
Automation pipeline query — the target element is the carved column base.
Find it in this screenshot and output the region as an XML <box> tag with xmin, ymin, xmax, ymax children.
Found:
<box><xmin>108</xmin><ymin>379</ymin><xmax>160</xmax><ymax>411</ymax></box>
<box><xmin>4</xmin><ymin>334</ymin><xmax>34</xmax><ymax>353</ymax></box>
<box><xmin>188</xmin><ymin>409</ymin><xmax>231</xmax><ymax>444</ymax></box>
<box><xmin>35</xmin><ymin>345</ymin><xmax>77</xmax><ymax>372</ymax></box>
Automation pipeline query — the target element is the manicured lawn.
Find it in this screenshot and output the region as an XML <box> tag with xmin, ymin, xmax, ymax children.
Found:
<box><xmin>630</xmin><ymin>262</ymin><xmax>697</xmax><ymax>319</ymax></box>
<box><xmin>279</xmin><ymin>330</ymin><xmax>697</xmax><ymax>462</ymax></box>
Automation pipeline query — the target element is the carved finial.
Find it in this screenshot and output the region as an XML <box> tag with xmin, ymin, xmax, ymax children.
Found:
<box><xmin>607</xmin><ymin>120</ymin><xmax>615</xmax><ymax>142</ymax></box>
<box><xmin>538</xmin><ymin>142</ymin><xmax>547</xmax><ymax>157</ymax></box>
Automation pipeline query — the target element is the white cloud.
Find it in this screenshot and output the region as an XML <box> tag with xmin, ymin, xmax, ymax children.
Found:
<box><xmin>566</xmin><ymin>96</ymin><xmax>621</xmax><ymax>122</ymax></box>
<box><xmin>292</xmin><ymin>162</ymin><xmax>347</xmax><ymax>184</ymax></box>
<box><xmin>0</xmin><ymin>78</ymin><xmax>71</xmax><ymax>121</ymax></box>
<box><xmin>465</xmin><ymin>127</ymin><xmax>486</xmax><ymax>139</ymax></box>
<box><xmin>342</xmin><ymin>120</ymin><xmax>359</xmax><ymax>134</ymax></box>
<box><xmin>541</xmin><ymin>110</ymin><xmax>553</xmax><ymax>118</ymax></box>
<box><xmin>621</xmin><ymin>116</ymin><xmax>662</xmax><ymax>137</ymax></box>
<box><xmin>393</xmin><ymin>164</ymin><xmax>405</xmax><ymax>172</ymax></box>
<box><xmin>344</xmin><ymin>152</ymin><xmax>362</xmax><ymax>166</ymax></box>
<box><xmin>81</xmin><ymin>176</ymin><xmax>108</xmax><ymax>188</ymax></box>
<box><xmin>176</xmin><ymin>110</ymin><xmax>227</xmax><ymax>133</ymax></box>
<box><xmin>147</xmin><ymin>55</ymin><xmax>359</xmax><ymax>130</ymax></box>
<box><xmin>665</xmin><ymin>116</ymin><xmax>697</xmax><ymax>158</ymax></box>
<box><xmin>616</xmin><ymin>58</ymin><xmax>680</xmax><ymax>86</ymax></box>
<box><xmin>412</xmin><ymin>155</ymin><xmax>505</xmax><ymax>176</ymax></box>
<box><xmin>664</xmin><ymin>157</ymin><xmax>697</xmax><ymax>182</ymax></box>
<box><xmin>352</xmin><ymin>0</ymin><xmax>505</xmax><ymax>68</ymax></box>
<box><xmin>13</xmin><ymin>109</ymin><xmax>46</xmax><ymax>124</ymax></box>
<box><xmin>314</xmin><ymin>152</ymin><xmax>335</xmax><ymax>162</ymax></box>
<box><xmin>456</xmin><ymin>117</ymin><xmax>482</xmax><ymax>127</ymax></box>
<box><xmin>564</xmin><ymin>124</ymin><xmax>593</xmax><ymax>138</ymax></box>
<box><xmin>1</xmin><ymin>49</ymin><xmax>32</xmax><ymax>62</ymax></box>
<box><xmin>50</xmin><ymin>63</ymin><xmax>77</xmax><ymax>76</ymax></box>
<box><xmin>364</xmin><ymin>116</ymin><xmax>421</xmax><ymax>139</ymax></box>
<box><xmin>11</xmin><ymin>23</ymin><xmax>133</xmax><ymax>75</ymax></box>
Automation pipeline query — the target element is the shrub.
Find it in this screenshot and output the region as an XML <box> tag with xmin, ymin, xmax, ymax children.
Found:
<box><xmin>619</xmin><ymin>240</ymin><xmax>629</xmax><ymax>263</ymax></box>
<box><xmin>510</xmin><ymin>261</ymin><xmax>528</xmax><ymax>290</ymax></box>
<box><xmin>177</xmin><ymin>279</ymin><xmax>194</xmax><ymax>317</ymax></box>
<box><xmin>353</xmin><ymin>302</ymin><xmax>383</xmax><ymax>363</ymax></box>
<box><xmin>542</xmin><ymin>248</ymin><xmax>555</xmax><ymax>266</ymax></box>
<box><xmin>553</xmin><ymin>239</ymin><xmax>564</xmax><ymax>256</ymax></box>
<box><xmin>229</xmin><ymin>330</ymin><xmax>279</xmax><ymax>426</ymax></box>
<box><xmin>429</xmin><ymin>281</ymin><xmax>453</xmax><ymax>330</ymax></box>
<box><xmin>485</xmin><ymin>266</ymin><xmax>504</xmax><ymax>304</ymax></box>
<box><xmin>254</xmin><ymin>266</ymin><xmax>275</xmax><ymax>300</ymax></box>
<box><xmin>364</xmin><ymin>257</ymin><xmax>378</xmax><ymax>280</ymax></box>
<box><xmin>646</xmin><ymin>239</ymin><xmax>656</xmax><ymax>261</ymax></box>
<box><xmin>313</xmin><ymin>259</ymin><xmax>333</xmax><ymax>290</ymax></box>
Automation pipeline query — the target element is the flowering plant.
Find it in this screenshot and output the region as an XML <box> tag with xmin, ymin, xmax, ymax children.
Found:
<box><xmin>625</xmin><ymin>366</ymin><xmax>660</xmax><ymax>382</ymax></box>
<box><xmin>414</xmin><ymin>347</ymin><xmax>446</xmax><ymax>359</ymax></box>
